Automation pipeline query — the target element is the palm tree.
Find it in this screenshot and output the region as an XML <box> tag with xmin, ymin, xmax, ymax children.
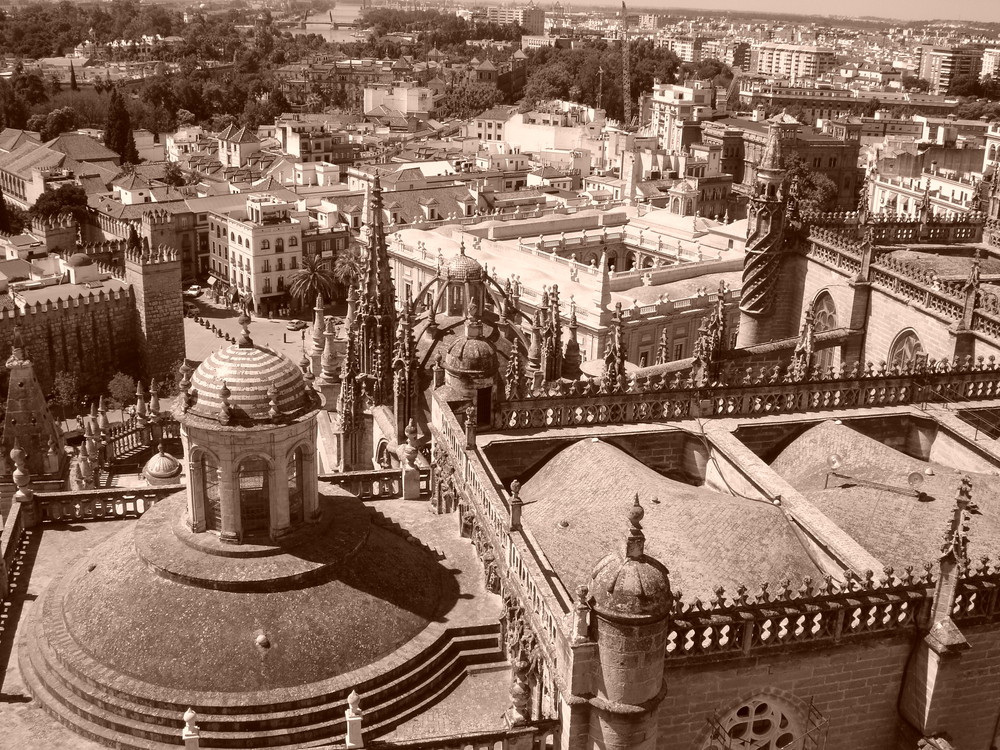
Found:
<box><xmin>333</xmin><ymin>245</ymin><xmax>365</xmax><ymax>299</ymax></box>
<box><xmin>287</xmin><ymin>254</ymin><xmax>337</xmax><ymax>310</ymax></box>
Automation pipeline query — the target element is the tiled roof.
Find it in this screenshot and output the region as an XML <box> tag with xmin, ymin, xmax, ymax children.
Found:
<box><xmin>44</xmin><ymin>133</ymin><xmax>120</xmax><ymax>162</ymax></box>
<box><xmin>770</xmin><ymin>420</ymin><xmax>1000</xmax><ymax>569</ymax></box>
<box><xmin>0</xmin><ymin>128</ymin><xmax>41</xmax><ymax>153</ymax></box>
<box><xmin>475</xmin><ymin>107</ymin><xmax>513</xmax><ymax>122</ymax></box>
<box><xmin>0</xmin><ymin>142</ymin><xmax>66</xmax><ymax>179</ymax></box>
<box><xmin>519</xmin><ymin>438</ymin><xmax>821</xmax><ymax>603</ymax></box>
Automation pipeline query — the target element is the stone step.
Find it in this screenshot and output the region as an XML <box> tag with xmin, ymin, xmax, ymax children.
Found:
<box><xmin>25</xmin><ymin>623</ymin><xmax>503</xmax><ymax>750</ymax></box>
<box><xmin>25</xmin><ymin>589</ymin><xmax>503</xmax><ymax>749</ymax></box>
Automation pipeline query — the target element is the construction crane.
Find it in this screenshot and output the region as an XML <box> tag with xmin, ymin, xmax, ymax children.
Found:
<box><xmin>620</xmin><ymin>1</ymin><xmax>633</xmax><ymax>128</ymax></box>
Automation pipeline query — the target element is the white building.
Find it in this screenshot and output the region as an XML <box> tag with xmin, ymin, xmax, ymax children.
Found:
<box><xmin>363</xmin><ymin>81</ymin><xmax>436</xmax><ymax>119</ymax></box>
<box><xmin>753</xmin><ymin>42</ymin><xmax>836</xmax><ymax>82</ymax></box>
<box><xmin>650</xmin><ymin>79</ymin><xmax>714</xmax><ymax>152</ymax></box>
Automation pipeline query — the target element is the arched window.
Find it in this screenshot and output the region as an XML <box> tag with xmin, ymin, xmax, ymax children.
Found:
<box><xmin>202</xmin><ymin>454</ymin><xmax>221</xmax><ymax>531</ymax></box>
<box><xmin>289</xmin><ymin>236</ymin><xmax>298</xmax><ymax>246</ymax></box>
<box><xmin>888</xmin><ymin>329</ymin><xmax>924</xmax><ymax>370</ymax></box>
<box><xmin>812</xmin><ymin>292</ymin><xmax>838</xmax><ymax>371</ymax></box>
<box><xmin>276</xmin><ymin>238</ymin><xmax>285</xmax><ymax>253</ymax></box>
<box><xmin>261</xmin><ymin>239</ymin><xmax>270</xmax><ymax>250</ymax></box>
<box><xmin>812</xmin><ymin>292</ymin><xmax>837</xmax><ymax>332</ymax></box>
<box><xmin>705</xmin><ymin>696</ymin><xmax>804</xmax><ymax>750</ymax></box>
<box><xmin>287</xmin><ymin>449</ymin><xmax>304</xmax><ymax>526</ymax></box>
<box><xmin>238</xmin><ymin>457</ymin><xmax>270</xmax><ymax>538</ymax></box>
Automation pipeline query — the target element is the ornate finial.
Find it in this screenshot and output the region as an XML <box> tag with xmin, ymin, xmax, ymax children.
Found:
<box><xmin>157</xmin><ymin>442</ymin><xmax>166</xmax><ymax>455</ymax></box>
<box><xmin>459</xmin><ymin>239</ymin><xmax>466</xmax><ymax>256</ymax></box>
<box><xmin>237</xmin><ymin>305</ymin><xmax>253</xmax><ymax>348</ymax></box>
<box><xmin>625</xmin><ymin>493</ymin><xmax>645</xmax><ymax>560</ymax></box>
<box><xmin>510</xmin><ymin>479</ymin><xmax>521</xmax><ymax>501</ymax></box>
<box><xmin>268</xmin><ymin>383</ymin><xmax>280</xmax><ymax>421</ymax></box>
<box><xmin>7</xmin><ymin>327</ymin><xmax>28</xmax><ymax>368</ymax></box>
<box><xmin>404</xmin><ymin>417</ymin><xmax>418</xmax><ymax>446</ymax></box>
<box><xmin>941</xmin><ymin>476</ymin><xmax>980</xmax><ymax>564</ymax></box>
<box><xmin>218</xmin><ymin>381</ymin><xmax>232</xmax><ymax>425</ymax></box>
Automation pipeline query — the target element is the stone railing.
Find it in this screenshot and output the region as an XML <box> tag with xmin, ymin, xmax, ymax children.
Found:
<box><xmin>320</xmin><ymin>469</ymin><xmax>403</xmax><ymax>499</ymax></box>
<box><xmin>367</xmin><ymin>721</ymin><xmax>560</xmax><ymax>750</ymax></box>
<box><xmin>433</xmin><ymin>394</ymin><xmax>572</xmax><ymax>661</ymax></box>
<box><xmin>663</xmin><ymin>562</ymin><xmax>1000</xmax><ymax>662</ymax></box>
<box><xmin>1</xmin><ymin>501</ymin><xmax>24</xmax><ymax>600</ymax></box>
<box><xmin>494</xmin><ymin>357</ymin><xmax>1000</xmax><ymax>432</ymax></box>
<box><xmin>33</xmin><ymin>484</ymin><xmax>181</xmax><ymax>523</ymax></box>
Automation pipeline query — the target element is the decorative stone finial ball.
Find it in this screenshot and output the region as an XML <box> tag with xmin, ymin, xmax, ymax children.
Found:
<box><xmin>628</xmin><ymin>493</ymin><xmax>644</xmax><ymax>528</ymax></box>
<box><xmin>255</xmin><ymin>633</ymin><xmax>270</xmax><ymax>649</ymax></box>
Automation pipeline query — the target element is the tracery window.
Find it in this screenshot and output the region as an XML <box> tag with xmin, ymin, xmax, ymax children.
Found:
<box><xmin>888</xmin><ymin>329</ymin><xmax>924</xmax><ymax>370</ymax></box>
<box><xmin>705</xmin><ymin>696</ymin><xmax>803</xmax><ymax>750</ymax></box>
<box><xmin>812</xmin><ymin>292</ymin><xmax>837</xmax><ymax>371</ymax></box>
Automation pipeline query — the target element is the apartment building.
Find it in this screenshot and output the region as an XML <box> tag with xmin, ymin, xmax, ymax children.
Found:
<box><xmin>753</xmin><ymin>42</ymin><xmax>836</xmax><ymax>82</ymax></box>
<box><xmin>918</xmin><ymin>46</ymin><xmax>984</xmax><ymax>94</ymax></box>
<box><xmin>650</xmin><ymin>79</ymin><xmax>714</xmax><ymax>153</ymax></box>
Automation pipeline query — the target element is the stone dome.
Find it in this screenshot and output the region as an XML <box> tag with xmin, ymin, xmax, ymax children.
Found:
<box><xmin>188</xmin><ymin>343</ymin><xmax>312</xmax><ymax>424</ymax></box>
<box><xmin>589</xmin><ymin>498</ymin><xmax>672</xmax><ymax>621</ymax></box>
<box><xmin>444</xmin><ymin>335</ymin><xmax>498</xmax><ymax>377</ymax></box>
<box><xmin>443</xmin><ymin>246</ymin><xmax>483</xmax><ymax>282</ymax></box>
<box><xmin>66</xmin><ymin>253</ymin><xmax>93</xmax><ymax>267</ymax></box>
<box><xmin>142</xmin><ymin>444</ymin><xmax>182</xmax><ymax>483</ymax></box>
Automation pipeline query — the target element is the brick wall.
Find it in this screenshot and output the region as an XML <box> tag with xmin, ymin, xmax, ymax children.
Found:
<box><xmin>657</xmin><ymin>635</ymin><xmax>915</xmax><ymax>749</ymax></box>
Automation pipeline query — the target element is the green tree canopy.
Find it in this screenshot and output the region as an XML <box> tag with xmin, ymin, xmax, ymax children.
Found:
<box><xmin>103</xmin><ymin>88</ymin><xmax>139</xmax><ymax>164</ymax></box>
<box><xmin>31</xmin><ymin>183</ymin><xmax>89</xmax><ymax>225</ymax></box>
<box><xmin>288</xmin><ymin>253</ymin><xmax>337</xmax><ymax>307</ymax></box>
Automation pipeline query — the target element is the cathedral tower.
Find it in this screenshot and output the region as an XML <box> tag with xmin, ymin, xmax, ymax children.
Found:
<box><xmin>736</xmin><ymin>124</ymin><xmax>788</xmax><ymax>348</ymax></box>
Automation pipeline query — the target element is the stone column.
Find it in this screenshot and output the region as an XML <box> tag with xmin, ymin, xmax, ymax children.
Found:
<box><xmin>218</xmin><ymin>463</ymin><xmax>240</xmax><ymax>544</ymax></box>
<box><xmin>186</xmin><ymin>457</ymin><xmax>207</xmax><ymax>533</ymax></box>
<box><xmin>304</xmin><ymin>449</ymin><xmax>320</xmax><ymax>522</ymax></box>
<box><xmin>271</xmin><ymin>456</ymin><xmax>291</xmax><ymax>539</ymax></box>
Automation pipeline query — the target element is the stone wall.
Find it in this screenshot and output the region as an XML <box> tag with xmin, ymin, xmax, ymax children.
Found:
<box><xmin>125</xmin><ymin>249</ymin><xmax>186</xmax><ymax>384</ymax></box>
<box><xmin>0</xmin><ymin>292</ymin><xmax>138</xmax><ymax>395</ymax></box>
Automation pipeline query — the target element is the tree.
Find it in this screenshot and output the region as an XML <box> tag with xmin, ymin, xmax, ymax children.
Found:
<box><xmin>39</xmin><ymin>106</ymin><xmax>79</xmax><ymax>141</ymax></box>
<box><xmin>438</xmin><ymin>81</ymin><xmax>504</xmax><ymax>120</ymax></box>
<box><xmin>107</xmin><ymin>371</ymin><xmax>137</xmax><ymax>411</ymax></box>
<box><xmin>333</xmin><ymin>244</ymin><xmax>364</xmax><ymax>295</ymax></box>
<box><xmin>31</xmin><ymin>183</ymin><xmax>89</xmax><ymax>224</ymax></box>
<box><xmin>163</xmin><ymin>161</ymin><xmax>187</xmax><ymax>187</ymax></box>
<box><xmin>287</xmin><ymin>253</ymin><xmax>337</xmax><ymax>308</ymax></box>
<box><xmin>901</xmin><ymin>75</ymin><xmax>929</xmax><ymax>92</ymax></box>
<box><xmin>176</xmin><ymin>108</ymin><xmax>196</xmax><ymax>126</ymax></box>
<box><xmin>51</xmin><ymin>370</ymin><xmax>80</xmax><ymax>429</ymax></box>
<box><xmin>783</xmin><ymin>154</ymin><xmax>839</xmax><ymax>213</ymax></box>
<box><xmin>103</xmin><ymin>87</ymin><xmax>139</xmax><ymax>164</ymax></box>
<box><xmin>69</xmin><ymin>61</ymin><xmax>78</xmax><ymax>91</ymax></box>
<box><xmin>947</xmin><ymin>75</ymin><xmax>982</xmax><ymax>98</ymax></box>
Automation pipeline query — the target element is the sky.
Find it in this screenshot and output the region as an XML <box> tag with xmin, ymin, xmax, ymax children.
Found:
<box><xmin>619</xmin><ymin>0</ymin><xmax>1000</xmax><ymax>23</ymax></box>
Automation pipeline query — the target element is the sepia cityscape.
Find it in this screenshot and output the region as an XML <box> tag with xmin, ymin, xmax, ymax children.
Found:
<box><xmin>2</xmin><ymin>0</ymin><xmax>1000</xmax><ymax>748</ymax></box>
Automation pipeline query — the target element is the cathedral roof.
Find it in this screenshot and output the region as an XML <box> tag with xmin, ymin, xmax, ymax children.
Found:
<box><xmin>770</xmin><ymin>420</ymin><xmax>1000</xmax><ymax>568</ymax></box>
<box><xmin>519</xmin><ymin>438</ymin><xmax>821</xmax><ymax>603</ymax></box>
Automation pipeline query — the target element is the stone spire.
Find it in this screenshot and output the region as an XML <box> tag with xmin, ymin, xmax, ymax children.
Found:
<box><xmin>562</xmin><ymin>297</ymin><xmax>582</xmax><ymax>379</ymax></box>
<box><xmin>337</xmin><ymin>327</ymin><xmax>362</xmax><ymax>434</ymax></box>
<box><xmin>393</xmin><ymin>294</ymin><xmax>420</xmax><ymax>442</ymax></box>
<box><xmin>505</xmin><ymin>347</ymin><xmax>524</xmax><ymax>401</ymax></box>
<box><xmin>736</xmin><ymin>123</ymin><xmax>788</xmax><ymax>348</ymax></box>
<box><xmin>3</xmin><ymin>331</ymin><xmax>65</xmax><ymax>478</ymax></box>
<box><xmin>311</xmin><ymin>293</ymin><xmax>326</xmax><ymax>356</ymax></box>
<box><xmin>601</xmin><ymin>303</ymin><xmax>627</xmax><ymax>394</ymax></box>
<box><xmin>352</xmin><ymin>175</ymin><xmax>397</xmax><ymax>407</ymax></box>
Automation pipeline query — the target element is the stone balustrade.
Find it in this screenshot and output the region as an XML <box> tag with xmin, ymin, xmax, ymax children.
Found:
<box><xmin>33</xmin><ymin>484</ymin><xmax>181</xmax><ymax>523</ymax></box>
<box><xmin>366</xmin><ymin>721</ymin><xmax>560</xmax><ymax>750</ymax></box>
<box><xmin>320</xmin><ymin>469</ymin><xmax>403</xmax><ymax>499</ymax></box>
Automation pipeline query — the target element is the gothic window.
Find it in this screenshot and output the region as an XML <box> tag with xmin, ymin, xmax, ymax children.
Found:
<box><xmin>705</xmin><ymin>696</ymin><xmax>803</xmax><ymax>750</ymax></box>
<box><xmin>888</xmin><ymin>329</ymin><xmax>924</xmax><ymax>370</ymax></box>
<box><xmin>812</xmin><ymin>292</ymin><xmax>837</xmax><ymax>331</ymax></box>
<box><xmin>812</xmin><ymin>292</ymin><xmax>838</xmax><ymax>371</ymax></box>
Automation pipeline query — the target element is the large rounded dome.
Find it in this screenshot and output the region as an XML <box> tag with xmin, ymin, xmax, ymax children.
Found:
<box><xmin>188</xmin><ymin>343</ymin><xmax>312</xmax><ymax>423</ymax></box>
<box><xmin>444</xmin><ymin>335</ymin><xmax>497</xmax><ymax>377</ymax></box>
<box><xmin>66</xmin><ymin>252</ymin><xmax>93</xmax><ymax>267</ymax></box>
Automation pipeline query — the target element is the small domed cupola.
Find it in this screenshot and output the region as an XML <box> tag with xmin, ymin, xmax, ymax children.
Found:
<box><xmin>590</xmin><ymin>495</ymin><xmax>672</xmax><ymax>621</ymax></box>
<box><xmin>142</xmin><ymin>443</ymin><xmax>182</xmax><ymax>486</ymax></box>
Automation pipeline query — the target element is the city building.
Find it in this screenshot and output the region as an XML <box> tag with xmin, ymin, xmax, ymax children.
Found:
<box><xmin>752</xmin><ymin>42</ymin><xmax>837</xmax><ymax>81</ymax></box>
<box><xmin>649</xmin><ymin>78</ymin><xmax>715</xmax><ymax>153</ymax></box>
<box><xmin>918</xmin><ymin>45</ymin><xmax>984</xmax><ymax>95</ymax></box>
<box><xmin>487</xmin><ymin>3</ymin><xmax>545</xmax><ymax>34</ymax></box>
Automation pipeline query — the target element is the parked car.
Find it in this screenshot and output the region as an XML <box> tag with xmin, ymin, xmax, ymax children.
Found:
<box><xmin>183</xmin><ymin>302</ymin><xmax>198</xmax><ymax>316</ymax></box>
<box><xmin>183</xmin><ymin>285</ymin><xmax>202</xmax><ymax>298</ymax></box>
<box><xmin>286</xmin><ymin>320</ymin><xmax>309</xmax><ymax>331</ymax></box>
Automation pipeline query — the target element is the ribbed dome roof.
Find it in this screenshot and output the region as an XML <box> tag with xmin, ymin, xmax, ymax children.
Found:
<box><xmin>67</xmin><ymin>252</ymin><xmax>94</xmax><ymax>267</ymax></box>
<box><xmin>143</xmin><ymin>445</ymin><xmax>181</xmax><ymax>480</ymax></box>
<box><xmin>188</xmin><ymin>343</ymin><xmax>311</xmax><ymax>424</ymax></box>
<box><xmin>443</xmin><ymin>248</ymin><xmax>483</xmax><ymax>282</ymax></box>
<box><xmin>590</xmin><ymin>550</ymin><xmax>672</xmax><ymax>621</ymax></box>
<box><xmin>444</xmin><ymin>335</ymin><xmax>497</xmax><ymax>377</ymax></box>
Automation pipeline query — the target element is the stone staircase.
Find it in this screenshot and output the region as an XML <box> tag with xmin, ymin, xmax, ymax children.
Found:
<box><xmin>21</xmin><ymin>582</ymin><xmax>505</xmax><ymax>749</ymax></box>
